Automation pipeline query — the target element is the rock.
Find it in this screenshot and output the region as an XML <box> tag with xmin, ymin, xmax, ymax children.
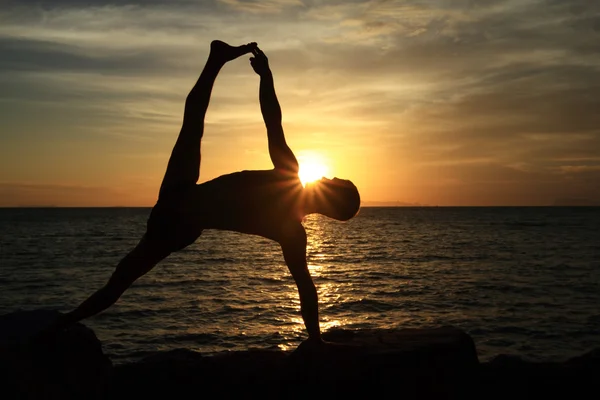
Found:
<box><xmin>2</xmin><ymin>314</ymin><xmax>598</xmax><ymax>400</ymax></box>
<box><xmin>567</xmin><ymin>348</ymin><xmax>600</xmax><ymax>368</ymax></box>
<box><xmin>0</xmin><ymin>310</ymin><xmax>112</xmax><ymax>400</ymax></box>
<box><xmin>112</xmin><ymin>326</ymin><xmax>479</xmax><ymax>399</ymax></box>
<box><xmin>288</xmin><ymin>326</ymin><xmax>480</xmax><ymax>398</ymax></box>
<box><xmin>479</xmin><ymin>349</ymin><xmax>600</xmax><ymax>399</ymax></box>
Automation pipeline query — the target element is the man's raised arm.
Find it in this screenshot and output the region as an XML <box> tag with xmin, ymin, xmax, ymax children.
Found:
<box><xmin>250</xmin><ymin>47</ymin><xmax>299</xmax><ymax>173</ymax></box>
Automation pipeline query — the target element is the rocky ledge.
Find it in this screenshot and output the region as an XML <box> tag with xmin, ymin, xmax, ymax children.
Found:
<box><xmin>1</xmin><ymin>310</ymin><xmax>599</xmax><ymax>399</ymax></box>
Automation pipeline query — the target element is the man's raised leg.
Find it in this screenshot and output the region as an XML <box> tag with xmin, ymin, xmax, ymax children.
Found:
<box><xmin>159</xmin><ymin>40</ymin><xmax>257</xmax><ymax>194</ymax></box>
<box><xmin>44</xmin><ymin>41</ymin><xmax>258</xmax><ymax>335</ymax></box>
<box><xmin>54</xmin><ymin>236</ymin><xmax>169</xmax><ymax>330</ymax></box>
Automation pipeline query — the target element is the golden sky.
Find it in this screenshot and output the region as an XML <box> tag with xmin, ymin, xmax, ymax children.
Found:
<box><xmin>1</xmin><ymin>0</ymin><xmax>599</xmax><ymax>206</ymax></box>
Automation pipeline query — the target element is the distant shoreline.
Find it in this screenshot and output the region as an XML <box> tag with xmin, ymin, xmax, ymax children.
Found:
<box><xmin>2</xmin><ymin>205</ymin><xmax>600</xmax><ymax>209</ymax></box>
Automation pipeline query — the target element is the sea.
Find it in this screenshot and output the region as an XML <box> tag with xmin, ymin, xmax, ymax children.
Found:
<box><xmin>1</xmin><ymin>207</ymin><xmax>599</xmax><ymax>364</ymax></box>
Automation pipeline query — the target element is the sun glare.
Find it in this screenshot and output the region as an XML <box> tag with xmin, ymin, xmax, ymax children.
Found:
<box><xmin>298</xmin><ymin>153</ymin><xmax>330</xmax><ymax>187</ymax></box>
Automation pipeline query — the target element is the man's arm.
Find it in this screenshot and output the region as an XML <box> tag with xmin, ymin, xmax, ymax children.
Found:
<box><xmin>280</xmin><ymin>224</ymin><xmax>322</xmax><ymax>342</ymax></box>
<box><xmin>250</xmin><ymin>47</ymin><xmax>299</xmax><ymax>173</ymax></box>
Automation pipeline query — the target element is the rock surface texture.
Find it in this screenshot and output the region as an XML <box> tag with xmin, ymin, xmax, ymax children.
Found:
<box><xmin>2</xmin><ymin>310</ymin><xmax>598</xmax><ymax>399</ymax></box>
<box><xmin>114</xmin><ymin>326</ymin><xmax>479</xmax><ymax>398</ymax></box>
<box><xmin>0</xmin><ymin>310</ymin><xmax>112</xmax><ymax>400</ymax></box>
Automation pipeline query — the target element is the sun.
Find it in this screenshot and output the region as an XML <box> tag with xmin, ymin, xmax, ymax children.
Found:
<box><xmin>298</xmin><ymin>153</ymin><xmax>330</xmax><ymax>187</ymax></box>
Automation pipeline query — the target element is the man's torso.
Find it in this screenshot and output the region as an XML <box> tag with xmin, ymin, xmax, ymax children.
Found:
<box><xmin>150</xmin><ymin>169</ymin><xmax>305</xmax><ymax>246</ymax></box>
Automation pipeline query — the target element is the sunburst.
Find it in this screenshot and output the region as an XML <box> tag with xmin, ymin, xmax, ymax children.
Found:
<box><xmin>298</xmin><ymin>153</ymin><xmax>330</xmax><ymax>187</ymax></box>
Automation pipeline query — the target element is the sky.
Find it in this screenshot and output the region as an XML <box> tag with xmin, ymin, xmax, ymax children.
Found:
<box><xmin>1</xmin><ymin>0</ymin><xmax>599</xmax><ymax>207</ymax></box>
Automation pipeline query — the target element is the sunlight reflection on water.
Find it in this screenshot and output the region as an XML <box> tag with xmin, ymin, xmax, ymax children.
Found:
<box><xmin>2</xmin><ymin>207</ymin><xmax>600</xmax><ymax>363</ymax></box>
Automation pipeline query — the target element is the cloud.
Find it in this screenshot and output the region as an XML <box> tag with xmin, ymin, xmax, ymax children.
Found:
<box><xmin>1</xmin><ymin>0</ymin><xmax>599</xmax><ymax>205</ymax></box>
<box><xmin>0</xmin><ymin>182</ymin><xmax>150</xmax><ymax>207</ymax></box>
<box><xmin>219</xmin><ymin>0</ymin><xmax>304</xmax><ymax>14</ymax></box>
<box><xmin>0</xmin><ymin>37</ymin><xmax>178</xmax><ymax>75</ymax></box>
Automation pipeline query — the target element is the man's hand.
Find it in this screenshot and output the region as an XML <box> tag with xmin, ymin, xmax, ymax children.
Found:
<box><xmin>250</xmin><ymin>47</ymin><xmax>270</xmax><ymax>76</ymax></box>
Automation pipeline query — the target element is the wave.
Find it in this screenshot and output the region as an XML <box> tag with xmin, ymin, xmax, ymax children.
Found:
<box><xmin>504</xmin><ymin>221</ymin><xmax>549</xmax><ymax>228</ymax></box>
<box><xmin>139</xmin><ymin>332</ymin><xmax>219</xmax><ymax>345</ymax></box>
<box><xmin>326</xmin><ymin>298</ymin><xmax>396</xmax><ymax>313</ymax></box>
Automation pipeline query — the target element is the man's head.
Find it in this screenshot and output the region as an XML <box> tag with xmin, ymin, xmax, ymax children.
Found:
<box><xmin>305</xmin><ymin>177</ymin><xmax>360</xmax><ymax>221</ymax></box>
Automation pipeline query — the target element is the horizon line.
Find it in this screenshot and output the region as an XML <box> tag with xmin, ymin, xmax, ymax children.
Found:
<box><xmin>2</xmin><ymin>205</ymin><xmax>600</xmax><ymax>209</ymax></box>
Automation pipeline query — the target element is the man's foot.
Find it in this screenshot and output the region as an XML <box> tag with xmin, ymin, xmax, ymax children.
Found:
<box><xmin>210</xmin><ymin>40</ymin><xmax>257</xmax><ymax>63</ymax></box>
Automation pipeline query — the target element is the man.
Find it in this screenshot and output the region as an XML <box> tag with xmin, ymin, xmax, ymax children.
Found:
<box><xmin>55</xmin><ymin>41</ymin><xmax>360</xmax><ymax>347</ymax></box>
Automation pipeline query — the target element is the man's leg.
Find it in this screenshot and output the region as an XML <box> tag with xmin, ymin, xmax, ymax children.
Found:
<box><xmin>56</xmin><ymin>236</ymin><xmax>169</xmax><ymax>329</ymax></box>
<box><xmin>54</xmin><ymin>41</ymin><xmax>258</xmax><ymax>331</ymax></box>
<box><xmin>159</xmin><ymin>40</ymin><xmax>257</xmax><ymax>194</ymax></box>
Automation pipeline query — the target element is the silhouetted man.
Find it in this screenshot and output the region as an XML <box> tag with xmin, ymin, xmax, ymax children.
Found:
<box><xmin>55</xmin><ymin>41</ymin><xmax>360</xmax><ymax>347</ymax></box>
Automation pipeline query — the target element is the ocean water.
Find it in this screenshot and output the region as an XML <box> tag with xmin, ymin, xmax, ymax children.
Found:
<box><xmin>1</xmin><ymin>207</ymin><xmax>599</xmax><ymax>364</ymax></box>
